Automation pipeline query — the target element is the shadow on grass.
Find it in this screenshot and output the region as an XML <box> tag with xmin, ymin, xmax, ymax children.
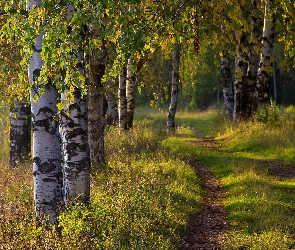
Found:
<box><xmin>162</xmin><ymin>133</ymin><xmax>295</xmax><ymax>248</ymax></box>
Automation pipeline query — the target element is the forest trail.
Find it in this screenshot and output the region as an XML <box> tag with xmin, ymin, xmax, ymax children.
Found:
<box><xmin>179</xmin><ymin>138</ymin><xmax>229</xmax><ymax>250</ymax></box>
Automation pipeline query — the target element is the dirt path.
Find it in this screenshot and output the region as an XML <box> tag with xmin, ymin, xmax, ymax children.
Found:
<box><xmin>177</xmin><ymin>133</ymin><xmax>295</xmax><ymax>249</ymax></box>
<box><xmin>178</xmin><ymin>139</ymin><xmax>228</xmax><ymax>250</ymax></box>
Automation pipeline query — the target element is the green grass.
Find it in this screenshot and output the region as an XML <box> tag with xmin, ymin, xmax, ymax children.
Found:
<box><xmin>159</xmin><ymin>104</ymin><xmax>295</xmax><ymax>249</ymax></box>
<box><xmin>0</xmin><ymin>105</ymin><xmax>202</xmax><ymax>249</ymax></box>
<box><xmin>2</xmin><ymin>103</ymin><xmax>295</xmax><ymax>249</ymax></box>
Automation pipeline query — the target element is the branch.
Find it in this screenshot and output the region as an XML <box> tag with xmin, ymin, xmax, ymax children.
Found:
<box><xmin>174</xmin><ymin>0</ymin><xmax>190</xmax><ymax>18</ymax></box>
<box><xmin>0</xmin><ymin>8</ymin><xmax>28</xmax><ymax>17</ymax></box>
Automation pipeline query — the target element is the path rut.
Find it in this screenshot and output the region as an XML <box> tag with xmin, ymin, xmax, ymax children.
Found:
<box><xmin>178</xmin><ymin>153</ymin><xmax>228</xmax><ymax>249</ymax></box>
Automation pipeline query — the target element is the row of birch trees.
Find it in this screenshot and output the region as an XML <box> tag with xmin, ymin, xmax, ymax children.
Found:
<box><xmin>0</xmin><ymin>0</ymin><xmax>295</xmax><ymax>225</ymax></box>
<box><xmin>0</xmin><ymin>0</ymin><xmax>197</xmax><ymax>224</ymax></box>
<box><xmin>218</xmin><ymin>0</ymin><xmax>276</xmax><ymax>121</ymax></box>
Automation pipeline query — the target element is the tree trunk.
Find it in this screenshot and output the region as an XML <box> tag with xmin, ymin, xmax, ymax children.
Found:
<box><xmin>87</xmin><ymin>50</ymin><xmax>107</xmax><ymax>168</ymax></box>
<box><xmin>273</xmin><ymin>61</ymin><xmax>277</xmax><ymax>103</ymax></box>
<box><xmin>220</xmin><ymin>52</ymin><xmax>234</xmax><ymax>119</ymax></box>
<box><xmin>31</xmin><ymin>84</ymin><xmax>62</xmax><ymax>224</ymax></box>
<box><xmin>28</xmin><ymin>0</ymin><xmax>62</xmax><ymax>224</ymax></box>
<box><xmin>106</xmin><ymin>79</ymin><xmax>118</xmax><ymax>126</ymax></box>
<box><xmin>256</xmin><ymin>0</ymin><xmax>275</xmax><ymax>105</ymax></box>
<box><xmin>60</xmin><ymin>90</ymin><xmax>90</xmax><ymax>205</ymax></box>
<box><xmin>245</xmin><ymin>0</ymin><xmax>262</xmax><ymax>119</ymax></box>
<box><xmin>233</xmin><ymin>5</ymin><xmax>249</xmax><ymax>121</ymax></box>
<box><xmin>60</xmin><ymin>7</ymin><xmax>90</xmax><ymax>205</ymax></box>
<box><xmin>126</xmin><ymin>56</ymin><xmax>135</xmax><ymax>130</ymax></box>
<box><xmin>217</xmin><ymin>86</ymin><xmax>220</xmax><ymax>105</ymax></box>
<box><xmin>167</xmin><ymin>43</ymin><xmax>181</xmax><ymax>130</ymax></box>
<box><xmin>10</xmin><ymin>101</ymin><xmax>31</xmax><ymax>167</ymax></box>
<box><xmin>118</xmin><ymin>66</ymin><xmax>127</xmax><ymax>132</ymax></box>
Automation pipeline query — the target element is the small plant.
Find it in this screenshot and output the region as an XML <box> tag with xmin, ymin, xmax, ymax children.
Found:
<box><xmin>254</xmin><ymin>100</ymin><xmax>279</xmax><ymax>125</ymax></box>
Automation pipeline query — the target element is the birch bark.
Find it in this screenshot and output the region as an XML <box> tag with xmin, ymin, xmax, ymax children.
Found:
<box><xmin>88</xmin><ymin>49</ymin><xmax>107</xmax><ymax>168</ymax></box>
<box><xmin>233</xmin><ymin>5</ymin><xmax>249</xmax><ymax>121</ymax></box>
<box><xmin>126</xmin><ymin>56</ymin><xmax>135</xmax><ymax>130</ymax></box>
<box><xmin>256</xmin><ymin>0</ymin><xmax>275</xmax><ymax>105</ymax></box>
<box><xmin>167</xmin><ymin>43</ymin><xmax>181</xmax><ymax>130</ymax></box>
<box><xmin>118</xmin><ymin>66</ymin><xmax>127</xmax><ymax>132</ymax></box>
<box><xmin>60</xmin><ymin>7</ymin><xmax>90</xmax><ymax>204</ymax></box>
<box><xmin>220</xmin><ymin>52</ymin><xmax>234</xmax><ymax>119</ymax></box>
<box><xmin>60</xmin><ymin>88</ymin><xmax>90</xmax><ymax>204</ymax></box>
<box><xmin>106</xmin><ymin>79</ymin><xmax>118</xmax><ymax>126</ymax></box>
<box><xmin>245</xmin><ymin>0</ymin><xmax>262</xmax><ymax>118</ymax></box>
<box><xmin>10</xmin><ymin>101</ymin><xmax>31</xmax><ymax>167</ymax></box>
<box><xmin>28</xmin><ymin>0</ymin><xmax>62</xmax><ymax>224</ymax></box>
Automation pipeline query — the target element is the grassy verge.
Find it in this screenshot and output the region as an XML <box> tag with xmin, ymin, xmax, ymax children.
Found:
<box><xmin>2</xmin><ymin>103</ymin><xmax>295</xmax><ymax>249</ymax></box>
<box><xmin>0</xmin><ymin>105</ymin><xmax>202</xmax><ymax>249</ymax></box>
<box><xmin>162</xmin><ymin>105</ymin><xmax>295</xmax><ymax>249</ymax></box>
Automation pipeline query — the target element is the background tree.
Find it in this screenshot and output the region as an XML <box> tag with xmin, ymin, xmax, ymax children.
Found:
<box><xmin>118</xmin><ymin>66</ymin><xmax>127</xmax><ymax>132</ymax></box>
<box><xmin>9</xmin><ymin>101</ymin><xmax>31</xmax><ymax>167</ymax></box>
<box><xmin>256</xmin><ymin>0</ymin><xmax>276</xmax><ymax>106</ymax></box>
<box><xmin>0</xmin><ymin>10</ymin><xmax>31</xmax><ymax>167</ymax></box>
<box><xmin>167</xmin><ymin>43</ymin><xmax>181</xmax><ymax>130</ymax></box>
<box><xmin>126</xmin><ymin>56</ymin><xmax>136</xmax><ymax>129</ymax></box>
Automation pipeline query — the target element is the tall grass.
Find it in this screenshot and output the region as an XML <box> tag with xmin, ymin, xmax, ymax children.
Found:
<box><xmin>0</xmin><ymin>105</ymin><xmax>202</xmax><ymax>249</ymax></box>
<box><xmin>2</xmin><ymin>102</ymin><xmax>295</xmax><ymax>249</ymax></box>
<box><xmin>221</xmin><ymin>103</ymin><xmax>295</xmax><ymax>162</ymax></box>
<box><xmin>160</xmin><ymin>104</ymin><xmax>295</xmax><ymax>249</ymax></box>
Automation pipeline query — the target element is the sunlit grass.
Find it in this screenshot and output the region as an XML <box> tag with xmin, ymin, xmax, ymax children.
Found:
<box><xmin>161</xmin><ymin>105</ymin><xmax>295</xmax><ymax>249</ymax></box>
<box><xmin>2</xmin><ymin>102</ymin><xmax>295</xmax><ymax>249</ymax></box>
<box><xmin>219</xmin><ymin>104</ymin><xmax>295</xmax><ymax>162</ymax></box>
<box><xmin>0</xmin><ymin>104</ymin><xmax>202</xmax><ymax>249</ymax></box>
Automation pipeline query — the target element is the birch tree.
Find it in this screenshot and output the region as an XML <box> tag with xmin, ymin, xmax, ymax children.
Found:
<box><xmin>233</xmin><ymin>2</ymin><xmax>250</xmax><ymax>121</ymax></box>
<box><xmin>88</xmin><ymin>48</ymin><xmax>107</xmax><ymax>168</ymax></box>
<box><xmin>167</xmin><ymin>43</ymin><xmax>181</xmax><ymax>130</ymax></box>
<box><xmin>220</xmin><ymin>51</ymin><xmax>234</xmax><ymax>119</ymax></box>
<box><xmin>60</xmin><ymin>86</ymin><xmax>90</xmax><ymax>204</ymax></box>
<box><xmin>9</xmin><ymin>101</ymin><xmax>31</xmax><ymax>167</ymax></box>
<box><xmin>106</xmin><ymin>79</ymin><xmax>118</xmax><ymax>126</ymax></box>
<box><xmin>118</xmin><ymin>66</ymin><xmax>127</xmax><ymax>132</ymax></box>
<box><xmin>60</xmin><ymin>6</ymin><xmax>90</xmax><ymax>205</ymax></box>
<box><xmin>126</xmin><ymin>56</ymin><xmax>136</xmax><ymax>130</ymax></box>
<box><xmin>256</xmin><ymin>0</ymin><xmax>275</xmax><ymax>105</ymax></box>
<box><xmin>28</xmin><ymin>0</ymin><xmax>63</xmax><ymax>224</ymax></box>
<box><xmin>245</xmin><ymin>0</ymin><xmax>262</xmax><ymax>118</ymax></box>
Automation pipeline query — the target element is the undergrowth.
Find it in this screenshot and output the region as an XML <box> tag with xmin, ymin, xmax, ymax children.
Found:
<box><xmin>2</xmin><ymin>102</ymin><xmax>295</xmax><ymax>249</ymax></box>
<box><xmin>0</xmin><ymin>105</ymin><xmax>201</xmax><ymax>249</ymax></box>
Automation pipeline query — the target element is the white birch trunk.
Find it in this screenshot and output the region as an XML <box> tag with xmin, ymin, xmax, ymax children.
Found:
<box><xmin>256</xmin><ymin>0</ymin><xmax>275</xmax><ymax>105</ymax></box>
<box><xmin>28</xmin><ymin>0</ymin><xmax>62</xmax><ymax>224</ymax></box>
<box><xmin>167</xmin><ymin>43</ymin><xmax>181</xmax><ymax>130</ymax></box>
<box><xmin>60</xmin><ymin>91</ymin><xmax>90</xmax><ymax>204</ymax></box>
<box><xmin>60</xmin><ymin>51</ymin><xmax>90</xmax><ymax>204</ymax></box>
<box><xmin>126</xmin><ymin>56</ymin><xmax>135</xmax><ymax>130</ymax></box>
<box><xmin>220</xmin><ymin>52</ymin><xmax>234</xmax><ymax>119</ymax></box>
<box><xmin>118</xmin><ymin>67</ymin><xmax>127</xmax><ymax>132</ymax></box>
<box><xmin>31</xmin><ymin>84</ymin><xmax>62</xmax><ymax>224</ymax></box>
<box><xmin>10</xmin><ymin>101</ymin><xmax>31</xmax><ymax>167</ymax></box>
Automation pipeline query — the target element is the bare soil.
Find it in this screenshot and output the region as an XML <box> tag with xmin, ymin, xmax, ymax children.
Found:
<box><xmin>179</xmin><ymin>155</ymin><xmax>229</xmax><ymax>250</ymax></box>
<box><xmin>257</xmin><ymin>160</ymin><xmax>295</xmax><ymax>179</ymax></box>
